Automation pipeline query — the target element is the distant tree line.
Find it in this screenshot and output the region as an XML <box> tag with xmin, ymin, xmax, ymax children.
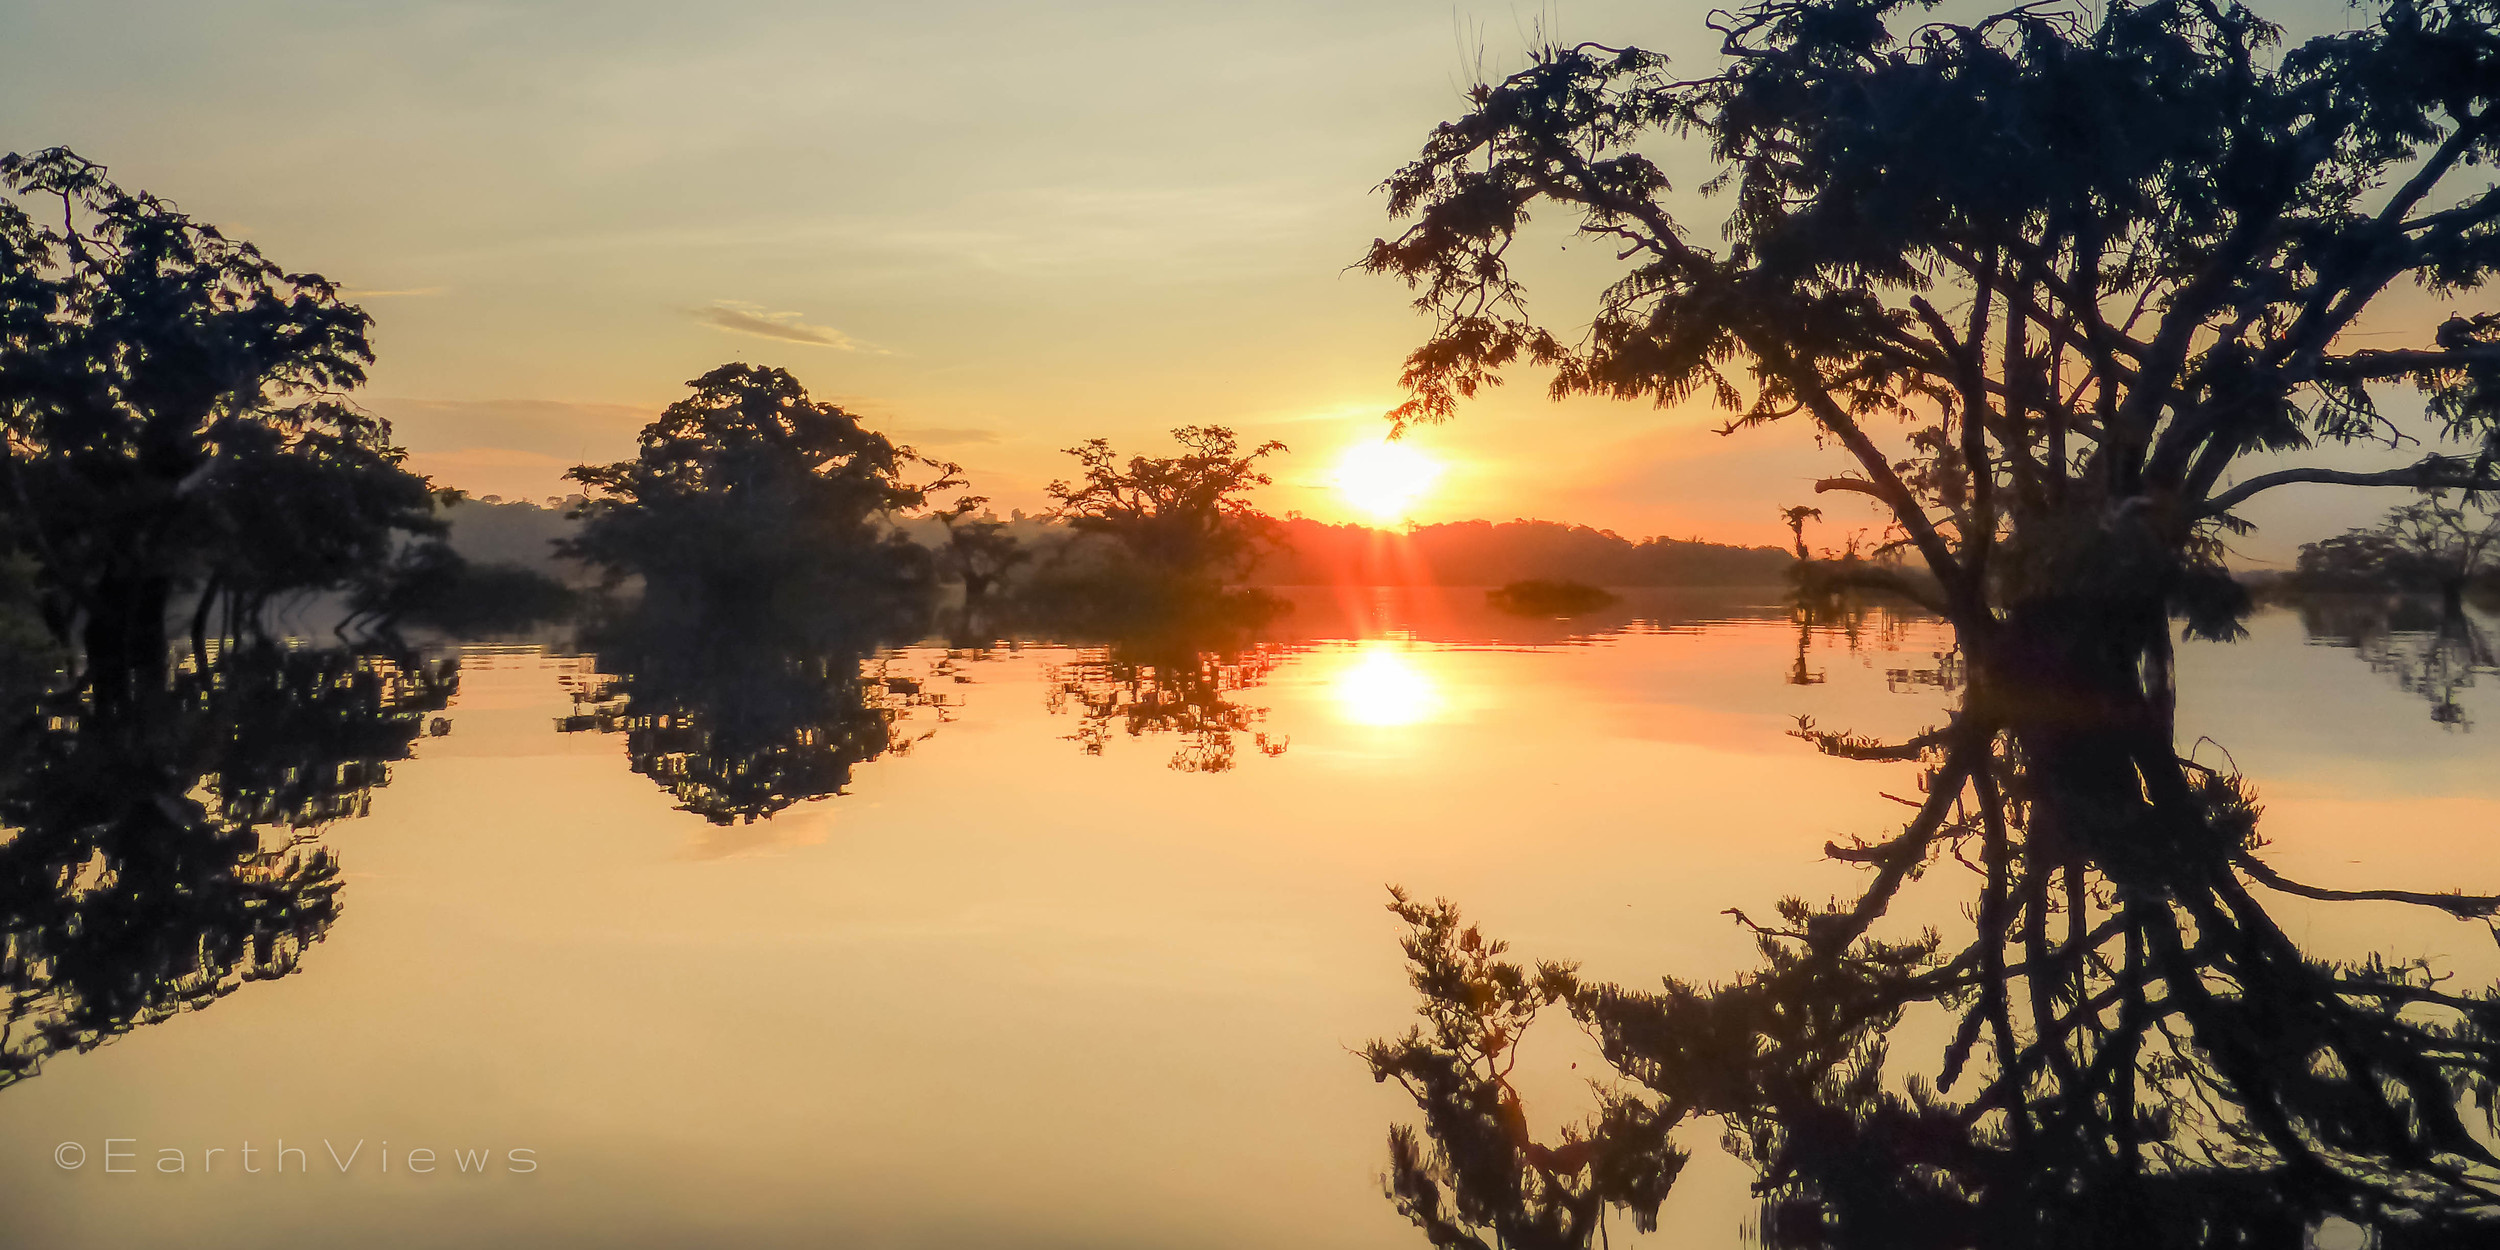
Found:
<box><xmin>2290</xmin><ymin>495</ymin><xmax>2500</xmax><ymax>607</ymax></box>
<box><xmin>455</xmin><ymin>497</ymin><xmax>1796</xmax><ymax>596</ymax></box>
<box><xmin>1252</xmin><ymin>518</ymin><xmax>1791</xmax><ymax>587</ymax></box>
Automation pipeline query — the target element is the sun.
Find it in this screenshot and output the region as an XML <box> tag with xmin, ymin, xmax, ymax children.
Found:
<box><xmin>1332</xmin><ymin>440</ymin><xmax>1443</xmax><ymax>523</ymax></box>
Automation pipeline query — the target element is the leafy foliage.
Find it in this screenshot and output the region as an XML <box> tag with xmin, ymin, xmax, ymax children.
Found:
<box><xmin>2295</xmin><ymin>495</ymin><xmax>2500</xmax><ymax>596</ymax></box>
<box><xmin>1045</xmin><ymin>425</ymin><xmax>1286</xmax><ymax>585</ymax></box>
<box><xmin>0</xmin><ymin>148</ymin><xmax>438</xmax><ymax>692</ymax></box>
<box><xmin>566</xmin><ymin>364</ymin><xmax>956</xmax><ymax>605</ymax></box>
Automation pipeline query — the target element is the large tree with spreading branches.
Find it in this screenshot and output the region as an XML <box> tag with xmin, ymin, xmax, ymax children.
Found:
<box><xmin>1361</xmin><ymin>0</ymin><xmax>2500</xmax><ymax>1243</ymax></box>
<box><xmin>565</xmin><ymin>363</ymin><xmax>957</xmax><ymax>607</ymax></box>
<box><xmin>0</xmin><ymin>149</ymin><xmax>439</xmax><ymax>705</ymax></box>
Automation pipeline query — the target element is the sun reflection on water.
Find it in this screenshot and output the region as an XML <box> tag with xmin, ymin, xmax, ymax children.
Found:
<box><xmin>1333</xmin><ymin>641</ymin><xmax>1440</xmax><ymax>726</ymax></box>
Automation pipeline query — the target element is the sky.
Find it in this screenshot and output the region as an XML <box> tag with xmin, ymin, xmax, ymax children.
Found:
<box><xmin>0</xmin><ymin>0</ymin><xmax>2459</xmax><ymax>560</ymax></box>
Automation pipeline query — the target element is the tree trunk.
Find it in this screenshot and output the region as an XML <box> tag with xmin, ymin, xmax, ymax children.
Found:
<box><xmin>84</xmin><ymin>573</ymin><xmax>172</xmax><ymax>715</ymax></box>
<box><xmin>1983</xmin><ymin>592</ymin><xmax>2217</xmax><ymax>891</ymax></box>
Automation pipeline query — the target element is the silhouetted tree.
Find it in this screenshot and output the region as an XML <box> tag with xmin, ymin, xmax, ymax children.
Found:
<box><xmin>565</xmin><ymin>364</ymin><xmax>957</xmax><ymax>609</ymax></box>
<box><xmin>932</xmin><ymin>495</ymin><xmax>1029</xmax><ymax>605</ymax></box>
<box><xmin>2297</xmin><ymin>495</ymin><xmax>2500</xmax><ymax>608</ymax></box>
<box><xmin>1364</xmin><ymin>0</ymin><xmax>2500</xmax><ymax>1241</ymax></box>
<box><xmin>1780</xmin><ymin>506</ymin><xmax>1824</xmax><ymax>562</ymax></box>
<box><xmin>0</xmin><ymin>149</ymin><xmax>440</xmax><ymax>705</ymax></box>
<box><xmin>1045</xmin><ymin>426</ymin><xmax>1286</xmax><ymax>586</ymax></box>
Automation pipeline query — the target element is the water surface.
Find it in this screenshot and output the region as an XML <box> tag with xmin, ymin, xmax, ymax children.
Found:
<box><xmin>1</xmin><ymin>589</ymin><xmax>2493</xmax><ymax>1248</ymax></box>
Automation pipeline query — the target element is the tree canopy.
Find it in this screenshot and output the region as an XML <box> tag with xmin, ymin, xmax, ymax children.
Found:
<box><xmin>1366</xmin><ymin>0</ymin><xmax>2500</xmax><ymax>631</ymax></box>
<box><xmin>1045</xmin><ymin>425</ymin><xmax>1286</xmax><ymax>583</ymax></box>
<box><xmin>0</xmin><ymin>148</ymin><xmax>438</xmax><ymax>695</ymax></box>
<box><xmin>2295</xmin><ymin>494</ymin><xmax>2500</xmax><ymax>598</ymax></box>
<box><xmin>566</xmin><ymin>363</ymin><xmax>955</xmax><ymax>604</ymax></box>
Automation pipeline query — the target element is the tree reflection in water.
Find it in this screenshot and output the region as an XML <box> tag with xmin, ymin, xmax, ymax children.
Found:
<box><xmin>1044</xmin><ymin>632</ymin><xmax>1291</xmax><ymax>774</ymax></box>
<box><xmin>558</xmin><ymin>597</ymin><xmax>958</xmax><ymax>824</ymax></box>
<box><xmin>2301</xmin><ymin>597</ymin><xmax>2498</xmax><ymax>729</ymax></box>
<box><xmin>1369</xmin><ymin>611</ymin><xmax>2500</xmax><ymax>1249</ymax></box>
<box><xmin>0</xmin><ymin>644</ymin><xmax>454</xmax><ymax>1090</ymax></box>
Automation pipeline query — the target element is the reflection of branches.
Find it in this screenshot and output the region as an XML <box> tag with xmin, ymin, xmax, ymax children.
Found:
<box><xmin>0</xmin><ymin>643</ymin><xmax>452</xmax><ymax>1089</ymax></box>
<box><xmin>1376</xmin><ymin>720</ymin><xmax>2500</xmax><ymax>1247</ymax></box>
<box><xmin>1376</xmin><ymin>603</ymin><xmax>2500</xmax><ymax>1249</ymax></box>
<box><xmin>1787</xmin><ymin>594</ymin><xmax>1955</xmax><ymax>695</ymax></box>
<box><xmin>1043</xmin><ymin>641</ymin><xmax>1288</xmax><ymax>774</ymax></box>
<box><xmin>2300</xmin><ymin>597</ymin><xmax>2497</xmax><ymax>728</ymax></box>
<box><xmin>559</xmin><ymin>599</ymin><xmax>950</xmax><ymax>824</ymax></box>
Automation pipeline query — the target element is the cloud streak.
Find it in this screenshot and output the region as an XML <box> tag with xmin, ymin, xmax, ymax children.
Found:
<box><xmin>691</xmin><ymin>300</ymin><xmax>875</xmax><ymax>351</ymax></box>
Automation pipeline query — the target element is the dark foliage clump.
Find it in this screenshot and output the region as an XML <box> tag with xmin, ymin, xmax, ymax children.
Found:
<box><xmin>1485</xmin><ymin>579</ymin><xmax>1618</xmax><ymax>617</ymax></box>
<box><xmin>349</xmin><ymin>542</ymin><xmax>578</xmax><ymax>636</ymax></box>
<box><xmin>1030</xmin><ymin>426</ymin><xmax>1288</xmax><ymax>626</ymax></box>
<box><xmin>0</xmin><ymin>149</ymin><xmax>441</xmax><ymax>699</ymax></box>
<box><xmin>564</xmin><ymin>363</ymin><xmax>957</xmax><ymax>611</ymax></box>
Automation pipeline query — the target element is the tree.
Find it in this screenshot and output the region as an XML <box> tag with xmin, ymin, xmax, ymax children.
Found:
<box><xmin>931</xmin><ymin>494</ymin><xmax>1029</xmax><ymax>604</ymax></box>
<box><xmin>565</xmin><ymin>364</ymin><xmax>957</xmax><ymax>606</ymax></box>
<box><xmin>1363</xmin><ymin>0</ymin><xmax>2500</xmax><ymax>1240</ymax></box>
<box><xmin>1045</xmin><ymin>426</ymin><xmax>1287</xmax><ymax>585</ymax></box>
<box><xmin>2296</xmin><ymin>494</ymin><xmax>2500</xmax><ymax>605</ymax></box>
<box><xmin>1779</xmin><ymin>506</ymin><xmax>1824</xmax><ymax>562</ymax></box>
<box><xmin>0</xmin><ymin>149</ymin><xmax>438</xmax><ymax>703</ymax></box>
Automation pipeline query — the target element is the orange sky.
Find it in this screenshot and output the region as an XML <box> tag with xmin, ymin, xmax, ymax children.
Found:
<box><xmin>0</xmin><ymin>0</ymin><xmax>2447</xmax><ymax>561</ymax></box>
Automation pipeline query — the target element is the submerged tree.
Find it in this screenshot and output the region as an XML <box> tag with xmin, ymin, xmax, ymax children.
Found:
<box><xmin>931</xmin><ymin>494</ymin><xmax>1029</xmax><ymax>605</ymax></box>
<box><xmin>2296</xmin><ymin>494</ymin><xmax>2500</xmax><ymax>606</ymax></box>
<box><xmin>1362</xmin><ymin>0</ymin><xmax>2500</xmax><ymax>1242</ymax></box>
<box><xmin>565</xmin><ymin>364</ymin><xmax>957</xmax><ymax>607</ymax></box>
<box><xmin>1045</xmin><ymin>426</ymin><xmax>1287</xmax><ymax>586</ymax></box>
<box><xmin>0</xmin><ymin>149</ymin><xmax>441</xmax><ymax>702</ymax></box>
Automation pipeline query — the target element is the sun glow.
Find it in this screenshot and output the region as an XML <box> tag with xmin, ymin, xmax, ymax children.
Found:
<box><xmin>1331</xmin><ymin>440</ymin><xmax>1442</xmax><ymax>523</ymax></box>
<box><xmin>1333</xmin><ymin>642</ymin><xmax>1440</xmax><ymax>727</ymax></box>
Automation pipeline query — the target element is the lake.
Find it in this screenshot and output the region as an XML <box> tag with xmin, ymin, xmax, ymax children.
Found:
<box><xmin>1</xmin><ymin>588</ymin><xmax>2494</xmax><ymax>1248</ymax></box>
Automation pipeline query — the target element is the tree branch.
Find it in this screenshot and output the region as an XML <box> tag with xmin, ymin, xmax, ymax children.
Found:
<box><xmin>2198</xmin><ymin>457</ymin><xmax>2500</xmax><ymax>518</ymax></box>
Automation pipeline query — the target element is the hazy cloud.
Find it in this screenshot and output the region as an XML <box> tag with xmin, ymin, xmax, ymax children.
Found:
<box><xmin>344</xmin><ymin>286</ymin><xmax>446</xmax><ymax>298</ymax></box>
<box><xmin>692</xmin><ymin>300</ymin><xmax>873</xmax><ymax>351</ymax></box>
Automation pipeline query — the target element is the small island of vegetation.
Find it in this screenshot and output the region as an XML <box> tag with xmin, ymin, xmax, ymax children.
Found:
<box><xmin>1484</xmin><ymin>578</ymin><xmax>1619</xmax><ymax>617</ymax></box>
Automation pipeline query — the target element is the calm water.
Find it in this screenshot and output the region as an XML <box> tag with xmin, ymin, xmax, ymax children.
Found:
<box><xmin>1</xmin><ymin>588</ymin><xmax>2494</xmax><ymax>1248</ymax></box>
